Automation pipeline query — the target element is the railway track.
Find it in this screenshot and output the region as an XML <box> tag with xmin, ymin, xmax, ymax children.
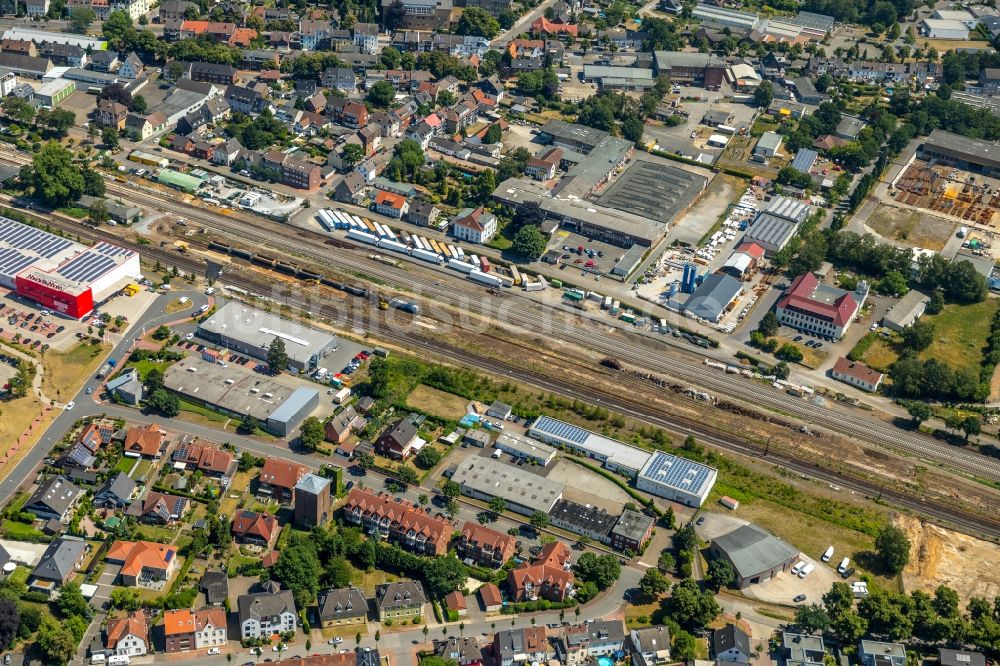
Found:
<box><xmin>11</xmin><ymin>198</ymin><xmax>1000</xmax><ymax>539</ymax></box>
<box><xmin>89</xmin><ymin>174</ymin><xmax>1000</xmax><ymax>483</ymax></box>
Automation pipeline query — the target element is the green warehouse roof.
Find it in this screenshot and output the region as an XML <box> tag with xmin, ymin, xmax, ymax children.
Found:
<box><xmin>157</xmin><ymin>169</ymin><xmax>203</xmax><ymax>193</ymax></box>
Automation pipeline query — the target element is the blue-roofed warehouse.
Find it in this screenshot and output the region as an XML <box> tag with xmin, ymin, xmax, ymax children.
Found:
<box><xmin>636</xmin><ymin>450</ymin><xmax>718</xmax><ymax>507</ymax></box>
<box><xmin>790</xmin><ymin>148</ymin><xmax>818</xmax><ymax>174</ymax></box>
<box><xmin>266</xmin><ymin>387</ymin><xmax>320</xmax><ymax>437</ymax></box>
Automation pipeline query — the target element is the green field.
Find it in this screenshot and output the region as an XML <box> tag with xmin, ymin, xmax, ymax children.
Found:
<box><xmin>918</xmin><ymin>300</ymin><xmax>999</xmax><ymax>372</ymax></box>
<box><xmin>0</xmin><ymin>520</ymin><xmax>48</xmax><ymax>542</ymax></box>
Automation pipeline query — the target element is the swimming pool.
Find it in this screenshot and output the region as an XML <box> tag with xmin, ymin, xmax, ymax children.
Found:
<box><xmin>598</xmin><ymin>657</ymin><xmax>614</xmax><ymax>666</ymax></box>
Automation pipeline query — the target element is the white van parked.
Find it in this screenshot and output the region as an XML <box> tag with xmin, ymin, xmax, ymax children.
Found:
<box><xmin>838</xmin><ymin>557</ymin><xmax>850</xmax><ymax>574</ymax></box>
<box><xmin>90</xmin><ymin>655</ymin><xmax>107</xmax><ymax>664</ymax></box>
<box><xmin>821</xmin><ymin>546</ymin><xmax>834</xmax><ymax>562</ymax></box>
<box><xmin>790</xmin><ymin>561</ymin><xmax>805</xmax><ymax>576</ymax></box>
<box><xmin>798</xmin><ymin>563</ymin><xmax>815</xmax><ymax>578</ymax></box>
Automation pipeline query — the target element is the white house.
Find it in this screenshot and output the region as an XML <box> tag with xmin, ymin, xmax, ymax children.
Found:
<box><xmin>238</xmin><ymin>589</ymin><xmax>298</xmax><ymax>640</ymax></box>
<box><xmin>105</xmin><ymin>611</ymin><xmax>149</xmax><ymax>658</ymax></box>
<box><xmin>194</xmin><ymin>608</ymin><xmax>227</xmax><ymax>649</ymax></box>
<box><xmin>452</xmin><ymin>206</ymin><xmax>497</xmax><ymax>244</ymax></box>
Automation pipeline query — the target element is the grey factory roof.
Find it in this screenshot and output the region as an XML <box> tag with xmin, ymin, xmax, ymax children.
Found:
<box><xmin>860</xmin><ymin>642</ymin><xmax>906</xmax><ymax>659</ymax></box>
<box><xmin>765</xmin><ymin>195</ymin><xmax>812</xmax><ymax>223</ymax></box>
<box><xmin>883</xmin><ymin>289</ymin><xmax>929</xmax><ymax>328</ymax></box>
<box><xmin>835</xmin><ymin>116</ymin><xmax>866</xmax><ymax>140</ymax></box>
<box><xmin>923</xmin><ymin>128</ymin><xmax>1000</xmax><ymax>169</ymax></box>
<box><xmin>787</xmin><ymin>10</ymin><xmax>835</xmax><ymax>31</ymax></box>
<box><xmin>198</xmin><ymin>302</ymin><xmax>338</xmax><ymax>367</ymax></box>
<box><xmin>712</xmin><ymin>524</ymin><xmax>800</xmax><ymax>580</ymax></box>
<box><xmin>703</xmin><ymin>109</ymin><xmax>734</xmax><ymax>125</ymax></box>
<box><xmin>939</xmin><ymin>650</ymin><xmax>986</xmax><ymax>666</ymax></box>
<box><xmin>31</xmin><ymin>537</ymin><xmax>86</xmax><ymax>583</ymax></box>
<box><xmin>238</xmin><ymin>589</ymin><xmax>297</xmax><ymax>623</ymax></box>
<box><xmin>529</xmin><ymin>415</ymin><xmax>652</xmax><ymax>472</ymax></box>
<box><xmin>583</xmin><ymin>65</ymin><xmax>655</xmax><ymax>81</ymax></box>
<box><xmin>163</xmin><ymin>357</ymin><xmax>319</xmax><ymax>423</ymax></box>
<box><xmin>790</xmin><ymin>149</ymin><xmax>818</xmax><ymax>174</ymax></box>
<box><xmin>954</xmin><ymin>249</ymin><xmax>996</xmax><ymax>278</ymax></box>
<box><xmin>294</xmin><ymin>472</ymin><xmax>331</xmax><ymax>495</ymax></box>
<box><xmin>755</xmin><ymin>131</ymin><xmax>784</xmax><ymax>154</ymax></box>
<box><xmin>594</xmin><ymin>155</ymin><xmax>709</xmax><ymax>226</ymax></box>
<box><xmin>653</xmin><ymin>50</ymin><xmax>722</xmax><ymax>69</ymax></box>
<box><xmin>539</xmin><ymin>119</ymin><xmax>610</xmax><ymax>153</ymax></box>
<box><xmin>553</xmin><ymin>136</ymin><xmax>634</xmax><ymax>198</ymax></box>
<box><xmin>549</xmin><ymin>498</ymin><xmax>618</xmax><ymax>536</ymax></box>
<box><xmin>743</xmin><ymin>213</ymin><xmax>798</xmax><ymax>251</ymax></box>
<box><xmin>682</xmin><ymin>273</ymin><xmax>743</xmax><ymax>322</ymax></box>
<box><xmin>451</xmin><ymin>456</ymin><xmax>564</xmax><ymax>510</ymax></box>
<box><xmin>637</xmin><ymin>451</ymin><xmax>717</xmax><ymax>496</ymax></box>
<box><xmin>611</xmin><ymin>508</ymin><xmax>655</xmax><ymax>544</ymax></box>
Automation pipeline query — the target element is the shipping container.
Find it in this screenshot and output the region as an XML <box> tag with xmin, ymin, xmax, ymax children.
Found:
<box><xmin>347</xmin><ymin>229</ymin><xmax>379</xmax><ymax>245</ymax></box>
<box><xmin>524</xmin><ymin>279</ymin><xmax>544</xmax><ymax>292</ymax></box>
<box><xmin>316</xmin><ymin>211</ymin><xmax>333</xmax><ymax>231</ymax></box>
<box><xmin>383</xmin><ymin>226</ymin><xmax>397</xmax><ymax>241</ymax></box>
<box><xmin>621</xmin><ymin>311</ymin><xmax>636</xmax><ymax>323</ymax></box>
<box><xmin>411</xmin><ymin>248</ymin><xmax>444</xmax><ymax>264</ymax></box>
<box><xmin>456</xmin><ymin>247</ymin><xmax>465</xmax><ymax>260</ymax></box>
<box><xmin>659</xmin><ymin>318</ymin><xmax>667</xmax><ymax>333</ymax></box>
<box><xmin>479</xmin><ymin>256</ymin><xmax>491</xmax><ymax>273</ymax></box>
<box><xmin>719</xmin><ymin>495</ymin><xmax>739</xmax><ymax>510</ymax></box>
<box><xmin>447</xmin><ymin>244</ymin><xmax>460</xmax><ymax>259</ymax></box>
<box><xmin>510</xmin><ymin>265</ymin><xmax>522</xmax><ymax>286</ymax></box>
<box><xmin>610</xmin><ymin>300</ymin><xmax>620</xmax><ymax>315</ymax></box>
<box><xmin>602</xmin><ymin>296</ymin><xmax>612</xmax><ymax>310</ymax></box>
<box><xmin>550</xmin><ymin>279</ymin><xmax>563</xmax><ymax>288</ymax></box>
<box><xmin>379</xmin><ymin>239</ymin><xmax>410</xmax><ymax>254</ymax></box>
<box><xmin>469</xmin><ymin>269</ymin><xmax>503</xmax><ymax>288</ymax></box>
<box><xmin>470</xmin><ymin>254</ymin><xmax>480</xmax><ymax>268</ymax></box>
<box><xmin>448</xmin><ymin>258</ymin><xmax>476</xmax><ymax>274</ymax></box>
<box><xmin>716</xmin><ymin>124</ymin><xmax>737</xmax><ymax>135</ymax></box>
<box><xmin>400</xmin><ymin>231</ymin><xmax>411</xmax><ymax>245</ymax></box>
<box><xmin>564</xmin><ymin>289</ymin><xmax>584</xmax><ymax>302</ymax></box>
<box><xmin>333</xmin><ymin>387</ymin><xmax>352</xmax><ymax>404</ymax></box>
<box><xmin>362</xmin><ymin>218</ymin><xmax>378</xmax><ymax>233</ymax></box>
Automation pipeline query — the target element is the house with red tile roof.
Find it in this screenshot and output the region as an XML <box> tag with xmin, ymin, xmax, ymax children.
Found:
<box><xmin>479</xmin><ymin>583</ymin><xmax>503</xmax><ymax>613</ymax></box>
<box><xmin>123</xmin><ymin>424</ymin><xmax>164</xmax><ymax>459</ymax></box>
<box><xmin>444</xmin><ymin>590</ymin><xmax>467</xmax><ymax>616</ymax></box>
<box><xmin>374</xmin><ymin>190</ymin><xmax>409</xmax><ymax>218</ymax></box>
<box><xmin>232</xmin><ymin>510</ymin><xmax>281</xmax><ymax>547</ymax></box>
<box><xmin>508</xmin><ymin>540</ymin><xmax>574</xmax><ymax>602</ymax></box>
<box><xmin>162</xmin><ymin>609</ymin><xmax>196</xmax><ymax>653</ymax></box>
<box><xmin>342</xmin><ymin>488</ymin><xmax>451</xmax><ymax>555</ymax></box>
<box><xmin>194</xmin><ymin>607</ymin><xmax>228</xmax><ymax>649</ymax></box>
<box><xmin>775</xmin><ymin>272</ymin><xmax>864</xmax><ymax>340</ymax></box>
<box><xmin>531</xmin><ymin>16</ymin><xmax>578</xmax><ymax>37</ymax></box>
<box><xmin>830</xmin><ymin>357</ymin><xmax>883</xmax><ymax>393</ymax></box>
<box><xmin>105</xmin><ymin>610</ymin><xmax>149</xmax><ymax>657</ymax></box>
<box><xmin>458</xmin><ymin>522</ymin><xmax>516</xmax><ymax>568</ymax></box>
<box><xmin>257</xmin><ymin>459</ymin><xmax>307</xmax><ymax>503</ymax></box>
<box><xmin>172</xmin><ymin>441</ymin><xmax>235</xmax><ymax>477</ymax></box>
<box><xmin>106</xmin><ymin>540</ymin><xmax>179</xmax><ymax>587</ymax></box>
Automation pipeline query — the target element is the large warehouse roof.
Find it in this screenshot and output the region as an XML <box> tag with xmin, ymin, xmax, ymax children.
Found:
<box><xmin>637</xmin><ymin>450</ymin><xmax>717</xmax><ymax>498</ymax></box>
<box><xmin>742</xmin><ymin>213</ymin><xmax>798</xmax><ymax>251</ymax></box>
<box><xmin>529</xmin><ymin>415</ymin><xmax>652</xmax><ymax>473</ymax></box>
<box><xmin>683</xmin><ymin>273</ymin><xmax>743</xmax><ymax>322</ymax></box>
<box><xmin>450</xmin><ymin>456</ymin><xmax>564</xmax><ymax>511</ymax></box>
<box><xmin>765</xmin><ymin>195</ymin><xmax>812</xmax><ymax>223</ymax></box>
<box><xmin>0</xmin><ymin>217</ymin><xmax>82</xmax><ymax>284</ymax></box>
<box><xmin>923</xmin><ymin>129</ymin><xmax>1000</xmax><ymax>170</ymax></box>
<box><xmin>595</xmin><ymin>155</ymin><xmax>709</xmax><ymax>226</ymax></box>
<box><xmin>198</xmin><ymin>302</ymin><xmax>338</xmax><ymax>368</ymax></box>
<box><xmin>712</xmin><ymin>524</ymin><xmax>799</xmax><ymax>580</ymax></box>
<box><xmin>163</xmin><ymin>357</ymin><xmax>318</xmax><ymax>424</ymax></box>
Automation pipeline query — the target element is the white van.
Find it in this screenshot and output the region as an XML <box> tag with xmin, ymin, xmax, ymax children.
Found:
<box><xmin>108</xmin><ymin>656</ymin><xmax>131</xmax><ymax>666</ymax></box>
<box><xmin>790</xmin><ymin>561</ymin><xmax>805</xmax><ymax>576</ymax></box>
<box><xmin>821</xmin><ymin>546</ymin><xmax>834</xmax><ymax>562</ymax></box>
<box><xmin>90</xmin><ymin>655</ymin><xmax>107</xmax><ymax>664</ymax></box>
<box><xmin>798</xmin><ymin>563</ymin><xmax>815</xmax><ymax>578</ymax></box>
<box><xmin>837</xmin><ymin>557</ymin><xmax>850</xmax><ymax>575</ymax></box>
<box><xmin>491</xmin><ymin>448</ymin><xmax>502</xmax><ymax>459</ymax></box>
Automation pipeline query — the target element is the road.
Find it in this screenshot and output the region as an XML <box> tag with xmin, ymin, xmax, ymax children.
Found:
<box><xmin>490</xmin><ymin>0</ymin><xmax>560</xmax><ymax>47</ymax></box>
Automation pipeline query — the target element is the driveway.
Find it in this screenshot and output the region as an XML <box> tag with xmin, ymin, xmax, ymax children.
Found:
<box><xmin>90</xmin><ymin>563</ymin><xmax>122</xmax><ymax>609</ymax></box>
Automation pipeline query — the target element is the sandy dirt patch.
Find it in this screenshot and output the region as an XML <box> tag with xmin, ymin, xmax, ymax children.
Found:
<box><xmin>898</xmin><ymin>514</ymin><xmax>1000</xmax><ymax>604</ymax></box>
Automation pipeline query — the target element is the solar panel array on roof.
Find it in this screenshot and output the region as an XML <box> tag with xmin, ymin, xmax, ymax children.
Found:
<box><xmin>638</xmin><ymin>451</ymin><xmax>713</xmax><ymax>494</ymax></box>
<box><xmin>0</xmin><ymin>248</ymin><xmax>37</xmax><ymax>280</ymax></box>
<box><xmin>57</xmin><ymin>252</ymin><xmax>118</xmax><ymax>283</ymax></box>
<box><xmin>0</xmin><ymin>219</ymin><xmax>74</xmax><ymax>258</ymax></box>
<box><xmin>531</xmin><ymin>415</ymin><xmax>588</xmax><ymax>444</ymax></box>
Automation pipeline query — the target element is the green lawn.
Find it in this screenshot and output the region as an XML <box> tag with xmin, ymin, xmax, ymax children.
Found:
<box><xmin>114</xmin><ymin>457</ymin><xmax>137</xmax><ymax>474</ymax></box>
<box><xmin>227</xmin><ymin>554</ymin><xmax>261</xmax><ymax>577</ymax></box>
<box><xmin>7</xmin><ymin>566</ymin><xmax>29</xmax><ymax>586</ymax></box>
<box><xmin>5</xmin><ymin>492</ymin><xmax>28</xmax><ymax>515</ymax></box>
<box><xmin>0</xmin><ymin>520</ymin><xmax>48</xmax><ymax>542</ymax></box>
<box><xmin>126</xmin><ymin>359</ymin><xmax>172</xmax><ymax>379</ymax></box>
<box><xmin>918</xmin><ymin>300</ymin><xmax>1000</xmax><ymax>372</ymax></box>
<box><xmin>135</xmin><ymin>524</ymin><xmax>177</xmax><ymax>543</ymax></box>
<box><xmin>129</xmin><ymin>459</ymin><xmax>153</xmax><ymax>481</ymax></box>
<box><xmin>178</xmin><ymin>399</ymin><xmax>229</xmax><ymax>423</ymax></box>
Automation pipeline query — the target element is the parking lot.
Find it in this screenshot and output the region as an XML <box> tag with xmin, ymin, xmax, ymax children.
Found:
<box><xmin>546</xmin><ymin>231</ymin><xmax>627</xmax><ymax>277</ymax></box>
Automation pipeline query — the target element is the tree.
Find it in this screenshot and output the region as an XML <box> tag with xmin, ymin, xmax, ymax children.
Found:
<box><xmin>21</xmin><ymin>142</ymin><xmax>91</xmax><ymax>207</ymax></box>
<box><xmin>0</xmin><ymin>599</ymin><xmax>18</xmax><ymax>650</ymax></box>
<box><xmin>152</xmin><ymin>325</ymin><xmax>171</xmax><ymax>340</ymax></box>
<box><xmin>443</xmin><ymin>480</ymin><xmax>461</xmax><ymax>498</ymax></box>
<box><xmin>773</xmin><ymin>361</ymin><xmax>790</xmax><ymax>380</ymax></box>
<box><xmin>776</xmin><ymin>343</ymin><xmax>804</xmax><ymax>363</ymax></box>
<box><xmin>638</xmin><ymin>567</ymin><xmax>669</xmax><ymax>600</ymax></box>
<box><xmin>43</xmin><ymin>108</ymin><xmax>76</xmax><ymax>137</ymax></box>
<box><xmin>758</xmin><ymin>311</ymin><xmax>779</xmax><ymax>337</ymax></box>
<box><xmin>622</xmin><ymin>117</ymin><xmax>644</xmax><ymax>143</ymax></box>
<box><xmin>88</xmin><ymin>199</ymin><xmax>110</xmax><ymax>225</ymax></box>
<box><xmin>795</xmin><ymin>604</ymin><xmax>831</xmax><ymax>634</ymax></box>
<box><xmin>36</xmin><ymin>616</ymin><xmax>77</xmax><ymax>664</ymax></box>
<box><xmin>905</xmin><ymin>401</ymin><xmax>933</xmax><ymax>428</ymax></box>
<box><xmin>272</xmin><ymin>543</ymin><xmax>322</xmax><ymax>608</ymax></box>
<box><xmin>342</xmin><ymin>143</ymin><xmax>365</xmax><ymax>170</ymax></box>
<box><xmin>266</xmin><ymin>336</ymin><xmax>288</xmax><ymax>373</ymax></box>
<box><xmin>299</xmin><ymin>416</ymin><xmax>325</xmax><ymax>450</ymax></box>
<box><xmin>69</xmin><ymin>6</ymin><xmax>96</xmax><ymax>33</ymax></box>
<box><xmin>705</xmin><ymin>559</ymin><xmax>736</xmax><ymax>591</ymax></box>
<box><xmin>926</xmin><ymin>290</ymin><xmax>944</xmax><ymax>315</ymax></box>
<box><xmin>875</xmin><ymin>270</ymin><xmax>907</xmax><ymax>297</ymax></box>
<box><xmin>414</xmin><ymin>447</ymin><xmax>443</xmax><ymax>469</ymax></box>
<box><xmin>456</xmin><ymin>7</ymin><xmax>500</xmax><ymax>37</ymax></box>
<box><xmin>395</xmin><ymin>465</ymin><xmax>419</xmax><ymax>485</ymax></box>
<box><xmin>147</xmin><ymin>388</ymin><xmax>180</xmax><ymax>417</ymax></box>
<box><xmin>237</xmin><ymin>414</ymin><xmax>260</xmax><ymax>434</ymax></box>
<box><xmin>754</xmin><ymin>80</ymin><xmax>774</xmax><ymax>108</ymax></box>
<box><xmin>130</xmin><ymin>94</ymin><xmax>148</xmax><ymax>114</ymax></box>
<box><xmin>488</xmin><ymin>496</ymin><xmax>506</xmax><ymax>516</ymax></box>
<box><xmin>109</xmin><ymin>588</ymin><xmax>140</xmax><ymax>611</ymax></box>
<box><xmin>483</xmin><ymin>123</ymin><xmax>503</xmax><ymax>145</ymax></box>
<box><xmin>961</xmin><ymin>415</ymin><xmax>981</xmax><ymax>442</ymax></box>
<box><xmin>512</xmin><ymin>225</ymin><xmax>547</xmax><ymax>261</ymax></box>
<box><xmin>575</xmin><ymin>552</ymin><xmax>621</xmax><ymax>588</ymax></box>
<box><xmin>57</xmin><ymin>581</ymin><xmax>91</xmax><ymax>619</ymax></box>
<box><xmin>663</xmin><ymin>578</ymin><xmax>721</xmax><ymax>630</ymax></box>
<box><xmin>368</xmin><ymin>80</ymin><xmax>396</xmax><ymax>108</ymax></box>
<box><xmin>529</xmin><ymin>511</ymin><xmax>549</xmax><ymax>529</ymax></box>
<box><xmin>875</xmin><ymin>525</ymin><xmax>911</xmax><ymax>574</ymax></box>
<box><xmin>672</xmin><ymin>630</ymin><xmax>699</xmax><ymax>661</ymax></box>
<box><xmin>102</xmin><ymin>127</ymin><xmax>120</xmax><ymax>151</ymax></box>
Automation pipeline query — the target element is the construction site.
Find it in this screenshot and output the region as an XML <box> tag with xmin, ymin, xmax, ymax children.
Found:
<box><xmin>891</xmin><ymin>160</ymin><xmax>1000</xmax><ymax>228</ymax></box>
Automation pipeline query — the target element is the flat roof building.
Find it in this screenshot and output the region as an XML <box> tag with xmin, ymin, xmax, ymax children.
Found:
<box><xmin>529</xmin><ymin>415</ymin><xmax>652</xmax><ymax>474</ymax></box>
<box><xmin>450</xmin><ymin>456</ymin><xmax>564</xmax><ymax>515</ymax></box>
<box><xmin>547</xmin><ymin>498</ymin><xmax>617</xmax><ymax>544</ymax></box>
<box><xmin>742</xmin><ymin>213</ymin><xmax>798</xmax><ymax>255</ymax></box>
<box><xmin>636</xmin><ymin>450</ymin><xmax>717</xmax><ymax>507</ymax></box>
<box><xmin>197</xmin><ymin>301</ymin><xmax>338</xmax><ymax>372</ymax></box>
<box><xmin>538</xmin><ymin>120</ymin><xmax>610</xmax><ymax>154</ymax></box>
<box><xmin>882</xmin><ymin>289</ymin><xmax>929</xmax><ymax>332</ymax></box>
<box><xmin>921</xmin><ymin>129</ymin><xmax>1000</xmax><ymax>176</ymax></box>
<box><xmin>493</xmin><ymin>432</ymin><xmax>557</xmax><ymax>466</ymax></box>
<box><xmin>753</xmin><ymin>131</ymin><xmax>783</xmax><ymax>159</ymax></box>
<box><xmin>710</xmin><ymin>524</ymin><xmax>800</xmax><ymax>588</ymax></box>
<box><xmin>764</xmin><ymin>195</ymin><xmax>812</xmax><ymax>223</ymax></box>
<box><xmin>163</xmin><ymin>357</ymin><xmax>320</xmax><ymax>436</ymax></box>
